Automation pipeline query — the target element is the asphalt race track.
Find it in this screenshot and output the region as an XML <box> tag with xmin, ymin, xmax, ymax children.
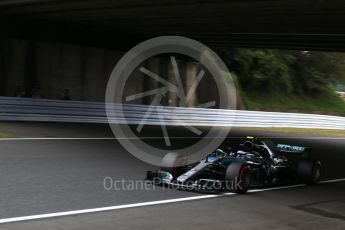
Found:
<box><xmin>0</xmin><ymin>124</ymin><xmax>344</xmax><ymax>229</ymax></box>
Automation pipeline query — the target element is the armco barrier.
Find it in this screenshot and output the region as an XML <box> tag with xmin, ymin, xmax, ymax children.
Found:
<box><xmin>0</xmin><ymin>96</ymin><xmax>344</xmax><ymax>130</ymax></box>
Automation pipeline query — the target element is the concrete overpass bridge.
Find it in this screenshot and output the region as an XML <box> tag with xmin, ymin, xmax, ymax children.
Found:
<box><xmin>1</xmin><ymin>0</ymin><xmax>345</xmax><ymax>50</ymax></box>
<box><xmin>0</xmin><ymin>0</ymin><xmax>345</xmax><ymax>101</ymax></box>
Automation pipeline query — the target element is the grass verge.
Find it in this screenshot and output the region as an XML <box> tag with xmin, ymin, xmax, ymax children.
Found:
<box><xmin>0</xmin><ymin>133</ymin><xmax>16</xmax><ymax>138</ymax></box>
<box><xmin>242</xmin><ymin>91</ymin><xmax>345</xmax><ymax>116</ymax></box>
<box><xmin>234</xmin><ymin>127</ymin><xmax>345</xmax><ymax>137</ymax></box>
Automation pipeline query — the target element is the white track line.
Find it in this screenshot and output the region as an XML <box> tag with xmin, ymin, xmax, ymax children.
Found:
<box><xmin>0</xmin><ymin>178</ymin><xmax>344</xmax><ymax>224</ymax></box>
<box><xmin>0</xmin><ymin>136</ymin><xmax>345</xmax><ymax>141</ymax></box>
<box><xmin>0</xmin><ymin>137</ymin><xmax>116</xmax><ymax>141</ymax></box>
<box><xmin>319</xmin><ymin>178</ymin><xmax>345</xmax><ymax>184</ymax></box>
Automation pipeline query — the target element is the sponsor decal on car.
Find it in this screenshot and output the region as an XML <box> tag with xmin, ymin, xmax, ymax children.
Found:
<box><xmin>277</xmin><ymin>144</ymin><xmax>305</xmax><ymax>152</ymax></box>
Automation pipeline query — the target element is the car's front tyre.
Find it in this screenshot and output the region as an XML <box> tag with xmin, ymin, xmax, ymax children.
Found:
<box><xmin>161</xmin><ymin>152</ymin><xmax>188</xmax><ymax>180</ymax></box>
<box><xmin>225</xmin><ymin>162</ymin><xmax>251</xmax><ymax>194</ymax></box>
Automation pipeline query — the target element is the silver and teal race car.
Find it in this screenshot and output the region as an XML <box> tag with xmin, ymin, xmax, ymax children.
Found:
<box><xmin>146</xmin><ymin>137</ymin><xmax>322</xmax><ymax>194</ymax></box>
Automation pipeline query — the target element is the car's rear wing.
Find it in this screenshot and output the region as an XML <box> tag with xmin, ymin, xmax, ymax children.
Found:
<box><xmin>276</xmin><ymin>144</ymin><xmax>311</xmax><ymax>157</ymax></box>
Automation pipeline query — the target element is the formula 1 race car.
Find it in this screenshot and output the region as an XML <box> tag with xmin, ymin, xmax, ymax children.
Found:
<box><xmin>146</xmin><ymin>137</ymin><xmax>322</xmax><ymax>193</ymax></box>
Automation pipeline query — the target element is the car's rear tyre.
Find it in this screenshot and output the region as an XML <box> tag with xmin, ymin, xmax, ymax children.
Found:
<box><xmin>297</xmin><ymin>159</ymin><xmax>322</xmax><ymax>185</ymax></box>
<box><xmin>225</xmin><ymin>163</ymin><xmax>251</xmax><ymax>194</ymax></box>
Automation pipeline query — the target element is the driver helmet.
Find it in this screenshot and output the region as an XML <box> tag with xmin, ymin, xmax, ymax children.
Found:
<box><xmin>243</xmin><ymin>141</ymin><xmax>254</xmax><ymax>151</ymax></box>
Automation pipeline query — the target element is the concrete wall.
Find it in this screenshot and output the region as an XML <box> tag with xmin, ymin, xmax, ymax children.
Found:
<box><xmin>1</xmin><ymin>39</ymin><xmax>124</xmax><ymax>101</ymax></box>
<box><xmin>0</xmin><ymin>39</ymin><xmax>221</xmax><ymax>107</ymax></box>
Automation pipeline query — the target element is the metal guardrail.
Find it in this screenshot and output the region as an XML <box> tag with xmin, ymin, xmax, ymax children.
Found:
<box><xmin>0</xmin><ymin>96</ymin><xmax>345</xmax><ymax>130</ymax></box>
